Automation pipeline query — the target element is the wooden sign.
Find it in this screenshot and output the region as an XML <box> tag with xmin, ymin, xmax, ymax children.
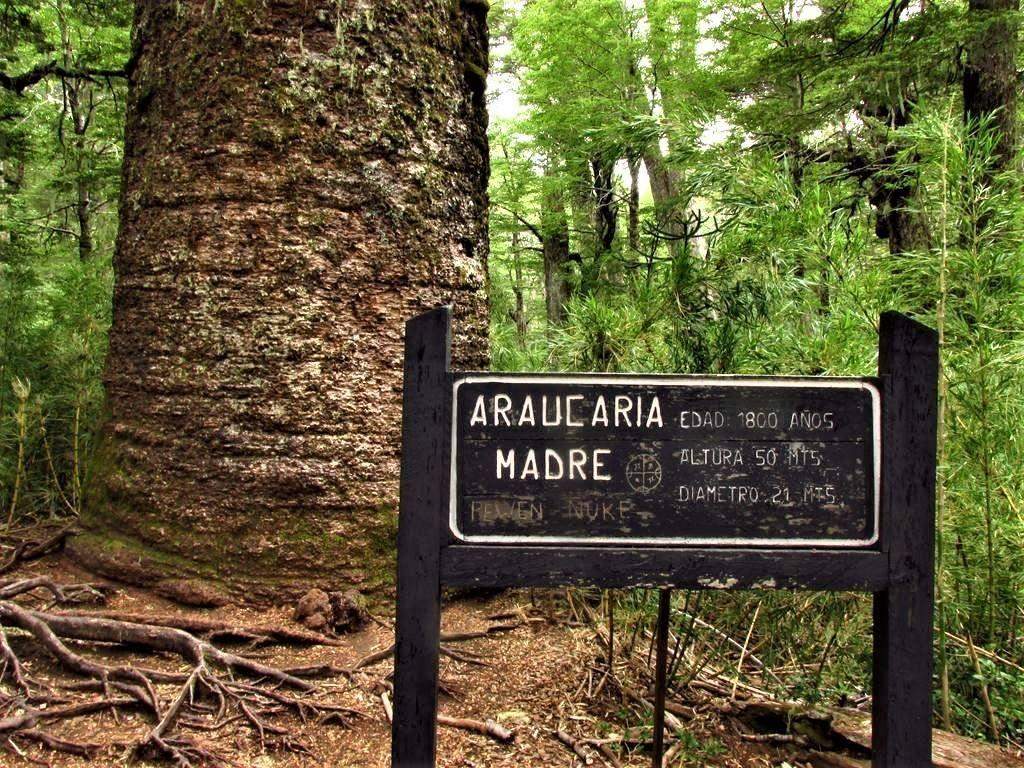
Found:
<box><xmin>392</xmin><ymin>308</ymin><xmax>938</xmax><ymax>768</ymax></box>
<box><xmin>452</xmin><ymin>376</ymin><xmax>880</xmax><ymax>547</ymax></box>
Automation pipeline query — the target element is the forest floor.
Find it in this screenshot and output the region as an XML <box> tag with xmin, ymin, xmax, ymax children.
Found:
<box><xmin>1</xmin><ymin>550</ymin><xmax>1022</xmax><ymax>768</ymax></box>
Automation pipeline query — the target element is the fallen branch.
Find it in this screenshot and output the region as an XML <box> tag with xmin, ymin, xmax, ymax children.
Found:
<box><xmin>621</xmin><ymin>685</ymin><xmax>688</xmax><ymax>736</ymax></box>
<box><xmin>555</xmin><ymin>729</ymin><xmax>592</xmax><ymax>763</ymax></box>
<box><xmin>742</xmin><ymin>732</ymin><xmax>810</xmax><ymax>746</ymax></box>
<box><xmin>381</xmin><ymin>691</ymin><xmax>514</xmax><ymax>745</ymax></box>
<box><xmin>438</xmin><ymin>715</ymin><xmax>514</xmax><ymax>744</ymax></box>
<box><xmin>583</xmin><ymin>738</ymin><xmax>624</xmax><ymax>768</ymax></box>
<box><xmin>662</xmin><ymin>738</ymin><xmax>686</xmax><ymax>767</ymax></box>
<box><xmin>438</xmin><ymin>623</ymin><xmax>521</xmax><ymax>642</ymax></box>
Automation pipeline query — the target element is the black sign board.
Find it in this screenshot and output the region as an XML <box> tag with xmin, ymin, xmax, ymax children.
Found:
<box><xmin>452</xmin><ymin>377</ymin><xmax>880</xmax><ymax>547</ymax></box>
<box><xmin>392</xmin><ymin>308</ymin><xmax>938</xmax><ymax>768</ymax></box>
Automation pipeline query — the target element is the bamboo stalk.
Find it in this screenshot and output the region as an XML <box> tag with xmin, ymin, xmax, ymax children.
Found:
<box><xmin>6</xmin><ymin>380</ymin><xmax>30</xmax><ymax>532</ymax></box>
<box><xmin>965</xmin><ymin>633</ymin><xmax>1000</xmax><ymax>743</ymax></box>
<box><xmin>731</xmin><ymin>601</ymin><xmax>760</xmax><ymax>700</ymax></box>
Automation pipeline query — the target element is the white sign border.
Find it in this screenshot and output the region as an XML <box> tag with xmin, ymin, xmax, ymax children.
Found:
<box><xmin>449</xmin><ymin>374</ymin><xmax>882</xmax><ymax>548</ymax></box>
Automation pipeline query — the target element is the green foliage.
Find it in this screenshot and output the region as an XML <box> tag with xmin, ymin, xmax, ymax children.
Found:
<box><xmin>0</xmin><ymin>0</ymin><xmax>127</xmax><ymax>523</ymax></box>
<box><xmin>489</xmin><ymin>0</ymin><xmax>1024</xmax><ymax>746</ymax></box>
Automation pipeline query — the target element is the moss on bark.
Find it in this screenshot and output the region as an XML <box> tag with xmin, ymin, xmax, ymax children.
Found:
<box><xmin>82</xmin><ymin>0</ymin><xmax>489</xmax><ymax>603</ymax></box>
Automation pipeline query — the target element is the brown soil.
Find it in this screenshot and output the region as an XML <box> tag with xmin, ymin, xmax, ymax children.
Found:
<box><xmin>0</xmin><ymin>554</ymin><xmax>988</xmax><ymax>768</ymax></box>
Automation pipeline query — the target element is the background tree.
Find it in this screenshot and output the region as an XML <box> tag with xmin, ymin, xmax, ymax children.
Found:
<box><xmin>486</xmin><ymin>0</ymin><xmax>1024</xmax><ymax>743</ymax></box>
<box><xmin>0</xmin><ymin>0</ymin><xmax>127</xmax><ymax>529</ymax></box>
<box><xmin>964</xmin><ymin>0</ymin><xmax>1018</xmax><ymax>165</ymax></box>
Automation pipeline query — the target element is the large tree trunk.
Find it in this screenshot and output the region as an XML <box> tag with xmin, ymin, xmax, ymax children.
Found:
<box><xmin>964</xmin><ymin>0</ymin><xmax>1019</xmax><ymax>167</ymax></box>
<box><xmin>79</xmin><ymin>0</ymin><xmax>489</xmax><ymax>603</ymax></box>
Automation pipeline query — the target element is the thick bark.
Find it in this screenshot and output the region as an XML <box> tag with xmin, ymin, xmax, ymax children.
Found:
<box><xmin>83</xmin><ymin>0</ymin><xmax>489</xmax><ymax>601</ymax></box>
<box><xmin>541</xmin><ymin>168</ymin><xmax>572</xmax><ymax>326</ymax></box>
<box><xmin>964</xmin><ymin>0</ymin><xmax>1019</xmax><ymax>167</ymax></box>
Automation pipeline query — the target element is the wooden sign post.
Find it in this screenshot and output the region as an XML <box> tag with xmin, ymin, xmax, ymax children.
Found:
<box><xmin>392</xmin><ymin>307</ymin><xmax>937</xmax><ymax>768</ymax></box>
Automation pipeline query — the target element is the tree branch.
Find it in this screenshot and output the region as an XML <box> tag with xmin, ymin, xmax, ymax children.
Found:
<box><xmin>0</xmin><ymin>60</ymin><xmax>127</xmax><ymax>95</ymax></box>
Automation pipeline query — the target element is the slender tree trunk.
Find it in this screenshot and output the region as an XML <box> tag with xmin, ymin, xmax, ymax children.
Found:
<box><xmin>964</xmin><ymin>0</ymin><xmax>1019</xmax><ymax>167</ymax></box>
<box><xmin>75</xmin><ymin>176</ymin><xmax>92</xmax><ymax>261</ymax></box>
<box><xmin>509</xmin><ymin>230</ymin><xmax>527</xmax><ymax>348</ymax></box>
<box><xmin>627</xmin><ymin>155</ymin><xmax>640</xmax><ymax>253</ymax></box>
<box><xmin>590</xmin><ymin>155</ymin><xmax>618</xmax><ymax>280</ymax></box>
<box><xmin>541</xmin><ymin>166</ymin><xmax>572</xmax><ymax>326</ymax></box>
<box><xmin>66</xmin><ymin>81</ymin><xmax>94</xmax><ymax>261</ymax></box>
<box><xmin>571</xmin><ymin>160</ymin><xmax>596</xmax><ymax>274</ymax></box>
<box><xmin>79</xmin><ymin>0</ymin><xmax>489</xmax><ymax>602</ymax></box>
<box><xmin>871</xmin><ymin>168</ymin><xmax>932</xmax><ymax>255</ymax></box>
<box><xmin>643</xmin><ymin>148</ymin><xmax>686</xmax><ymax>258</ymax></box>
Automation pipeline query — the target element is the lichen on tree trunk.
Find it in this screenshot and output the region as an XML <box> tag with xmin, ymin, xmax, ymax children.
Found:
<box><xmin>80</xmin><ymin>0</ymin><xmax>490</xmax><ymax>603</ymax></box>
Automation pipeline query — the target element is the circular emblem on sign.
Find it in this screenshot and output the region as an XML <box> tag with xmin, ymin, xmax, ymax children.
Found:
<box><xmin>625</xmin><ymin>453</ymin><xmax>662</xmax><ymax>494</ymax></box>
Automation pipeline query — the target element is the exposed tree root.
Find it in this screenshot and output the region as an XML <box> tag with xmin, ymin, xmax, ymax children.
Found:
<box><xmin>0</xmin><ymin>578</ymin><xmax>362</xmax><ymax>766</ymax></box>
<box><xmin>9</xmin><ymin>728</ymin><xmax>107</xmax><ymax>759</ymax></box>
<box><xmin>55</xmin><ymin>610</ymin><xmax>349</xmax><ymax>648</ymax></box>
<box><xmin>0</xmin><ymin>527</ymin><xmax>73</xmax><ymax>577</ymax></box>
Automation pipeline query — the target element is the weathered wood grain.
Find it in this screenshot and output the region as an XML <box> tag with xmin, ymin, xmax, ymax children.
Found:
<box><xmin>392</xmin><ymin>308</ymin><xmax>450</xmax><ymax>768</ymax></box>
<box><xmin>440</xmin><ymin>546</ymin><xmax>888</xmax><ymax>590</ymax></box>
<box><xmin>872</xmin><ymin>311</ymin><xmax>938</xmax><ymax>768</ymax></box>
<box><xmin>834</xmin><ymin>711</ymin><xmax>1024</xmax><ymax>768</ymax></box>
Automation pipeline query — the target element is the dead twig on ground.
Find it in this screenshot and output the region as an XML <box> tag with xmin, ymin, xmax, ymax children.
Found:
<box><xmin>381</xmin><ymin>690</ymin><xmax>515</xmax><ymax>744</ymax></box>
<box><xmin>555</xmin><ymin>729</ymin><xmax>592</xmax><ymax>763</ymax></box>
<box><xmin>438</xmin><ymin>715</ymin><xmax>514</xmax><ymax>744</ymax></box>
